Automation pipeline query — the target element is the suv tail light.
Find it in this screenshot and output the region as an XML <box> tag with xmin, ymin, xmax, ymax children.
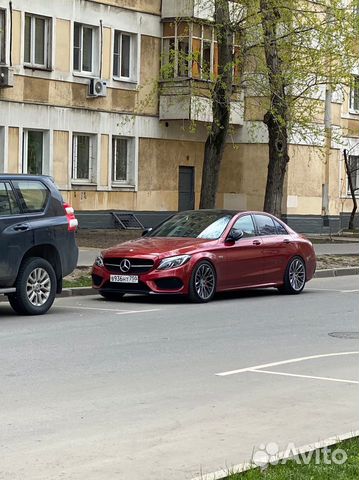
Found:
<box><xmin>64</xmin><ymin>203</ymin><xmax>78</xmax><ymax>231</ymax></box>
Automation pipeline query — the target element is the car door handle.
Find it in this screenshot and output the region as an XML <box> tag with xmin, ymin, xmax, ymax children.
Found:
<box><xmin>252</xmin><ymin>240</ymin><xmax>261</xmax><ymax>246</ymax></box>
<box><xmin>13</xmin><ymin>223</ymin><xmax>30</xmax><ymax>232</ymax></box>
<box><xmin>283</xmin><ymin>239</ymin><xmax>291</xmax><ymax>244</ymax></box>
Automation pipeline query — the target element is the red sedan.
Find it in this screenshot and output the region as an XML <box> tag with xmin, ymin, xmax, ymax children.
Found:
<box><xmin>92</xmin><ymin>210</ymin><xmax>316</xmax><ymax>303</ymax></box>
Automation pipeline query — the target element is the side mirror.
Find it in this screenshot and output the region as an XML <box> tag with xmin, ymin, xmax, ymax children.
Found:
<box><xmin>142</xmin><ymin>228</ymin><xmax>153</xmax><ymax>237</ymax></box>
<box><xmin>226</xmin><ymin>228</ymin><xmax>244</xmax><ymax>243</ymax></box>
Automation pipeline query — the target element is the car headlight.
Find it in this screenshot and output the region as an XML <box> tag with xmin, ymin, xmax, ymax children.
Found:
<box><xmin>157</xmin><ymin>255</ymin><xmax>191</xmax><ymax>270</ymax></box>
<box><xmin>95</xmin><ymin>255</ymin><xmax>104</xmax><ymax>267</ymax></box>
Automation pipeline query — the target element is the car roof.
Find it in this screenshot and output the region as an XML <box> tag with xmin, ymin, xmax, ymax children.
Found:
<box><xmin>178</xmin><ymin>209</ymin><xmax>241</xmax><ymax>215</ymax></box>
<box><xmin>0</xmin><ymin>174</ymin><xmax>53</xmax><ymax>180</ymax></box>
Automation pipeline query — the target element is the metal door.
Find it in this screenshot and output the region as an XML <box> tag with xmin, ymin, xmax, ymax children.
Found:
<box><xmin>178</xmin><ymin>166</ymin><xmax>195</xmax><ymax>211</ymax></box>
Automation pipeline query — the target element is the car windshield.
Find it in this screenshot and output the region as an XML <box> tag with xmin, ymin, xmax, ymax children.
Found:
<box><xmin>147</xmin><ymin>212</ymin><xmax>234</xmax><ymax>239</ymax></box>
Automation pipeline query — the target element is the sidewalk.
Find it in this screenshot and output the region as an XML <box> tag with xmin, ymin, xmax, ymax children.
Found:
<box><xmin>77</xmin><ymin>243</ymin><xmax>359</xmax><ymax>267</ymax></box>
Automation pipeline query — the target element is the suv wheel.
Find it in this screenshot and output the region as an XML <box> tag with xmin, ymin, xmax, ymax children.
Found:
<box><xmin>8</xmin><ymin>258</ymin><xmax>57</xmax><ymax>315</ymax></box>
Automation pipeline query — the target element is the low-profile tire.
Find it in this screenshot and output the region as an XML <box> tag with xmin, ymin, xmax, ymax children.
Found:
<box><xmin>278</xmin><ymin>256</ymin><xmax>306</xmax><ymax>295</ymax></box>
<box><xmin>8</xmin><ymin>257</ymin><xmax>57</xmax><ymax>315</ymax></box>
<box><xmin>189</xmin><ymin>260</ymin><xmax>216</xmax><ymax>303</ymax></box>
<box><xmin>99</xmin><ymin>291</ymin><xmax>125</xmax><ymax>301</ymax></box>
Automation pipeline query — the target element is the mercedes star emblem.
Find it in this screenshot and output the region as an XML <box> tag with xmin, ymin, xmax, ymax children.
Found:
<box><xmin>120</xmin><ymin>259</ymin><xmax>131</xmax><ymax>273</ymax></box>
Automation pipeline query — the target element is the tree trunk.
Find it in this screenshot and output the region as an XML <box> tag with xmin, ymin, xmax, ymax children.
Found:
<box><xmin>200</xmin><ymin>0</ymin><xmax>233</xmax><ymax>209</ymax></box>
<box><xmin>260</xmin><ymin>0</ymin><xmax>290</xmax><ymax>217</ymax></box>
<box><xmin>344</xmin><ymin>149</ymin><xmax>357</xmax><ymax>230</ymax></box>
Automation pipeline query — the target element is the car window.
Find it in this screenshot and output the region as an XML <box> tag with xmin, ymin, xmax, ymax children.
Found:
<box><xmin>0</xmin><ymin>182</ymin><xmax>20</xmax><ymax>216</ymax></box>
<box><xmin>273</xmin><ymin>218</ymin><xmax>288</xmax><ymax>235</ymax></box>
<box><xmin>12</xmin><ymin>180</ymin><xmax>49</xmax><ymax>213</ymax></box>
<box><xmin>254</xmin><ymin>214</ymin><xmax>277</xmax><ymax>236</ymax></box>
<box><xmin>148</xmin><ymin>212</ymin><xmax>235</xmax><ymax>239</ymax></box>
<box><xmin>232</xmin><ymin>215</ymin><xmax>256</xmax><ymax>238</ymax></box>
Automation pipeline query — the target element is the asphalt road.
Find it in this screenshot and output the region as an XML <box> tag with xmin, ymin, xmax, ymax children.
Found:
<box><xmin>0</xmin><ymin>276</ymin><xmax>358</xmax><ymax>480</ymax></box>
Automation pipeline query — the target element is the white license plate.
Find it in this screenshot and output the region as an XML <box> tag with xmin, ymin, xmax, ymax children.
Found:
<box><xmin>110</xmin><ymin>275</ymin><xmax>139</xmax><ymax>284</ymax></box>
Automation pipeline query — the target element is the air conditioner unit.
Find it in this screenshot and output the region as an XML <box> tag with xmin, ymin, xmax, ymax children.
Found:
<box><xmin>0</xmin><ymin>66</ymin><xmax>14</xmax><ymax>89</ymax></box>
<box><xmin>88</xmin><ymin>78</ymin><xmax>107</xmax><ymax>97</ymax></box>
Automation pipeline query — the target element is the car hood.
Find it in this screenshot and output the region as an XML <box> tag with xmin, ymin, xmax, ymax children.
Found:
<box><xmin>102</xmin><ymin>237</ymin><xmax>216</xmax><ymax>259</ymax></box>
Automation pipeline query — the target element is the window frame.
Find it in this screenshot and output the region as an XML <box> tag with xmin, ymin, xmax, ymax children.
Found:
<box><xmin>24</xmin><ymin>13</ymin><xmax>52</xmax><ymax>70</ymax></box>
<box><xmin>113</xmin><ymin>30</ymin><xmax>137</xmax><ymax>82</ymax></box>
<box><xmin>22</xmin><ymin>129</ymin><xmax>46</xmax><ymax>175</ymax></box>
<box><xmin>73</xmin><ymin>22</ymin><xmax>97</xmax><ymax>75</ymax></box>
<box><xmin>349</xmin><ymin>75</ymin><xmax>359</xmax><ymax>114</ymax></box>
<box><xmin>111</xmin><ymin>136</ymin><xmax>136</xmax><ymax>188</ymax></box>
<box><xmin>72</xmin><ymin>133</ymin><xmax>96</xmax><ymax>184</ymax></box>
<box><xmin>0</xmin><ymin>8</ymin><xmax>6</xmax><ymax>65</ymax></box>
<box><xmin>347</xmin><ymin>155</ymin><xmax>359</xmax><ymax>197</ymax></box>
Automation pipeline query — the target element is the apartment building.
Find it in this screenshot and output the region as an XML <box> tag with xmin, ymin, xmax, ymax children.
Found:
<box><xmin>0</xmin><ymin>0</ymin><xmax>358</xmax><ymax>231</ymax></box>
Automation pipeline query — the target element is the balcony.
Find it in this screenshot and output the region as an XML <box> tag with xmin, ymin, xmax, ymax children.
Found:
<box><xmin>162</xmin><ymin>0</ymin><xmax>240</xmax><ymax>22</ymax></box>
<box><xmin>159</xmin><ymin>78</ymin><xmax>244</xmax><ymax>125</ymax></box>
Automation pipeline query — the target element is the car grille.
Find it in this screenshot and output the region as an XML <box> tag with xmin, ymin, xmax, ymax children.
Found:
<box><xmin>103</xmin><ymin>258</ymin><xmax>154</xmax><ymax>274</ymax></box>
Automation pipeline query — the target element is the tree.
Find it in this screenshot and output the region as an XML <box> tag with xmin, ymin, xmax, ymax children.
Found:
<box><xmin>199</xmin><ymin>0</ymin><xmax>234</xmax><ymax>208</ymax></box>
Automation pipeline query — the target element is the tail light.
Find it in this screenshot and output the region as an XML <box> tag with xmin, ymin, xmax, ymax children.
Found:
<box><xmin>64</xmin><ymin>203</ymin><xmax>78</xmax><ymax>231</ymax></box>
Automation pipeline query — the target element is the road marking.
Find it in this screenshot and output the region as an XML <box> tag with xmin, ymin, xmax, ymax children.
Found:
<box><xmin>216</xmin><ymin>351</ymin><xmax>359</xmax><ymax>377</ymax></box>
<box><xmin>248</xmin><ymin>369</ymin><xmax>359</xmax><ymax>384</ymax></box>
<box><xmin>116</xmin><ymin>309</ymin><xmax>162</xmax><ymax>315</ymax></box>
<box><xmin>309</xmin><ymin>288</ymin><xmax>359</xmax><ymax>293</ymax></box>
<box><xmin>57</xmin><ymin>305</ymin><xmax>162</xmax><ymax>315</ymax></box>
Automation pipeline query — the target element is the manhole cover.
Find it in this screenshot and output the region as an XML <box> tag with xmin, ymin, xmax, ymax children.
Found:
<box><xmin>329</xmin><ymin>332</ymin><xmax>359</xmax><ymax>339</ymax></box>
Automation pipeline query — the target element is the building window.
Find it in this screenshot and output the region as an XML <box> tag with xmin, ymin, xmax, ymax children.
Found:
<box><xmin>23</xmin><ymin>130</ymin><xmax>44</xmax><ymax>175</ymax></box>
<box><xmin>74</xmin><ymin>23</ymin><xmax>97</xmax><ymax>74</ymax></box>
<box><xmin>348</xmin><ymin>155</ymin><xmax>359</xmax><ymax>196</ymax></box>
<box><xmin>24</xmin><ymin>14</ymin><xmax>51</xmax><ymax>69</ymax></box>
<box><xmin>113</xmin><ymin>31</ymin><xmax>137</xmax><ymax>81</ymax></box>
<box><xmin>349</xmin><ymin>76</ymin><xmax>359</xmax><ymax>112</ymax></box>
<box><xmin>112</xmin><ymin>137</ymin><xmax>130</xmax><ymax>183</ymax></box>
<box><xmin>0</xmin><ymin>9</ymin><xmax>6</xmax><ymax>64</ymax></box>
<box><xmin>72</xmin><ymin>134</ymin><xmax>95</xmax><ymax>182</ymax></box>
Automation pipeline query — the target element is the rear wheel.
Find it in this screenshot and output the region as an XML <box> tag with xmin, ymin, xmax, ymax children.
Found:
<box><xmin>100</xmin><ymin>291</ymin><xmax>125</xmax><ymax>301</ymax></box>
<box><xmin>189</xmin><ymin>261</ymin><xmax>216</xmax><ymax>303</ymax></box>
<box><xmin>8</xmin><ymin>257</ymin><xmax>57</xmax><ymax>315</ymax></box>
<box><xmin>278</xmin><ymin>256</ymin><xmax>306</xmax><ymax>295</ymax></box>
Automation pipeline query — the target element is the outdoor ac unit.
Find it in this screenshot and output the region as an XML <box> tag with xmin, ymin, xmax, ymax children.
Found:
<box><xmin>89</xmin><ymin>78</ymin><xmax>107</xmax><ymax>97</ymax></box>
<box><xmin>0</xmin><ymin>66</ymin><xmax>14</xmax><ymax>89</ymax></box>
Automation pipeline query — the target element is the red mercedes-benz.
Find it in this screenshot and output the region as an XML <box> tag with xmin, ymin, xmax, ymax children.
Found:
<box><xmin>92</xmin><ymin>210</ymin><xmax>316</xmax><ymax>303</ymax></box>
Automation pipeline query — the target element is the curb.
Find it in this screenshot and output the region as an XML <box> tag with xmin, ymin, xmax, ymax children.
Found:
<box><xmin>57</xmin><ymin>268</ymin><xmax>359</xmax><ymax>298</ymax></box>
<box><xmin>314</xmin><ymin>267</ymin><xmax>359</xmax><ymax>278</ymax></box>
<box><xmin>190</xmin><ymin>430</ymin><xmax>359</xmax><ymax>480</ymax></box>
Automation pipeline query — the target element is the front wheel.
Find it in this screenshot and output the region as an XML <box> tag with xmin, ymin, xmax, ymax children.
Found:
<box><xmin>189</xmin><ymin>260</ymin><xmax>216</xmax><ymax>303</ymax></box>
<box><xmin>278</xmin><ymin>256</ymin><xmax>306</xmax><ymax>295</ymax></box>
<box><xmin>8</xmin><ymin>257</ymin><xmax>57</xmax><ymax>315</ymax></box>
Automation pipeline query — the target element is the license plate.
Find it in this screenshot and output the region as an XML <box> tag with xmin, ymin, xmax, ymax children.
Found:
<box><xmin>110</xmin><ymin>275</ymin><xmax>139</xmax><ymax>284</ymax></box>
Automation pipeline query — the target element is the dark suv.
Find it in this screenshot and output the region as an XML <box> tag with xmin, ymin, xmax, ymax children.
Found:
<box><xmin>0</xmin><ymin>175</ymin><xmax>78</xmax><ymax>315</ymax></box>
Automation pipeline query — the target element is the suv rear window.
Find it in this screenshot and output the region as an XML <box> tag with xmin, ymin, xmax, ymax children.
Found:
<box><xmin>12</xmin><ymin>180</ymin><xmax>49</xmax><ymax>213</ymax></box>
<box><xmin>0</xmin><ymin>182</ymin><xmax>20</xmax><ymax>216</ymax></box>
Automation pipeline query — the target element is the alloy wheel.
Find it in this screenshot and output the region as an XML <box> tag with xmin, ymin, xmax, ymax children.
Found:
<box><xmin>26</xmin><ymin>268</ymin><xmax>52</xmax><ymax>306</ymax></box>
<box><xmin>289</xmin><ymin>259</ymin><xmax>305</xmax><ymax>292</ymax></box>
<box><xmin>194</xmin><ymin>264</ymin><xmax>215</xmax><ymax>301</ymax></box>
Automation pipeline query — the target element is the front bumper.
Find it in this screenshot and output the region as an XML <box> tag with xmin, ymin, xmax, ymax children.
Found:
<box><xmin>92</xmin><ymin>262</ymin><xmax>192</xmax><ymax>295</ymax></box>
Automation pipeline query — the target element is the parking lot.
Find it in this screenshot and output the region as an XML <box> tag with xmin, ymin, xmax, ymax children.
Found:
<box><xmin>0</xmin><ymin>275</ymin><xmax>358</xmax><ymax>480</ymax></box>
